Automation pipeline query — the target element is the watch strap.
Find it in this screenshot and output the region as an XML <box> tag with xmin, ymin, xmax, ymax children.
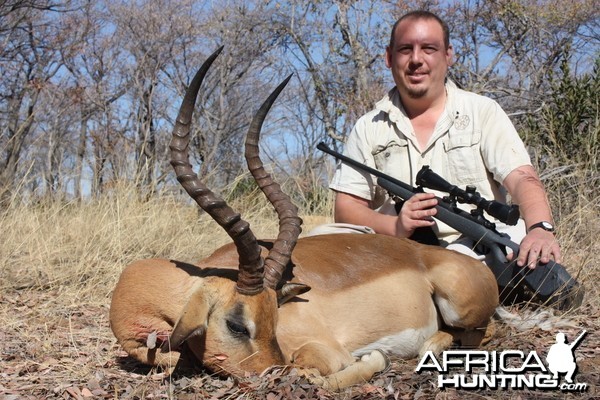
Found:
<box><xmin>528</xmin><ymin>221</ymin><xmax>555</xmax><ymax>232</ymax></box>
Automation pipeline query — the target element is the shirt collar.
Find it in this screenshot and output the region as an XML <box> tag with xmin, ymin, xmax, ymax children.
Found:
<box><xmin>375</xmin><ymin>80</ymin><xmax>459</xmax><ymax>152</ymax></box>
<box><xmin>376</xmin><ymin>79</ymin><xmax>459</xmax><ymax>123</ymax></box>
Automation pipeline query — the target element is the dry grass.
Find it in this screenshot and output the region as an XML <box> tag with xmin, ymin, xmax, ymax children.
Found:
<box><xmin>1</xmin><ymin>171</ymin><xmax>598</xmax><ymax>399</ymax></box>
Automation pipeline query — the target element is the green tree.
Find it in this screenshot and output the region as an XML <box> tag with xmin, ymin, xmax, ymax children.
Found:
<box><xmin>526</xmin><ymin>55</ymin><xmax>599</xmax><ymax>170</ymax></box>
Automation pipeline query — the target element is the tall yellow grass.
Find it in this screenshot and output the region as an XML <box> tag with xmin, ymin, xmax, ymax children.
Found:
<box><xmin>0</xmin><ymin>167</ymin><xmax>597</xmax><ymax>305</ymax></box>
<box><xmin>0</xmin><ymin>178</ymin><xmax>335</xmax><ymax>307</ymax></box>
<box><xmin>1</xmin><ymin>172</ymin><xmax>597</xmax><ymax>322</ymax></box>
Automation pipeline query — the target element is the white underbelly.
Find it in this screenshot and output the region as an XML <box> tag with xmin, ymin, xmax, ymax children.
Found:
<box><xmin>351</xmin><ymin>319</ymin><xmax>439</xmax><ymax>358</ymax></box>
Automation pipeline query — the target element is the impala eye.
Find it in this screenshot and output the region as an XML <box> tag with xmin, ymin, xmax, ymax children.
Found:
<box><xmin>226</xmin><ymin>320</ymin><xmax>249</xmax><ymax>337</ymax></box>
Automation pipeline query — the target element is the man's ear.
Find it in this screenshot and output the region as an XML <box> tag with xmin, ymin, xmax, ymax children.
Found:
<box><xmin>446</xmin><ymin>43</ymin><xmax>454</xmax><ymax>67</ymax></box>
<box><xmin>277</xmin><ymin>283</ymin><xmax>311</xmax><ymax>306</ymax></box>
<box><xmin>385</xmin><ymin>46</ymin><xmax>393</xmax><ymax>68</ymax></box>
<box><xmin>162</xmin><ymin>284</ymin><xmax>210</xmax><ymax>352</ymax></box>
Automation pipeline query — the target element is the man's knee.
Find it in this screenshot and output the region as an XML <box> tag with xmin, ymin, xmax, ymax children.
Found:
<box><xmin>307</xmin><ymin>223</ymin><xmax>376</xmax><ymax>237</ymax></box>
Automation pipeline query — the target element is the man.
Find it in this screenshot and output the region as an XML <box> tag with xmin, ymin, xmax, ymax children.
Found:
<box><xmin>546</xmin><ymin>332</ymin><xmax>578</xmax><ymax>383</ymax></box>
<box><xmin>325</xmin><ymin>11</ymin><xmax>560</xmax><ymax>270</ymax></box>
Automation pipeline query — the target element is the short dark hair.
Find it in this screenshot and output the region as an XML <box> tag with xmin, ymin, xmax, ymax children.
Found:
<box><xmin>389</xmin><ymin>11</ymin><xmax>450</xmax><ymax>50</ymax></box>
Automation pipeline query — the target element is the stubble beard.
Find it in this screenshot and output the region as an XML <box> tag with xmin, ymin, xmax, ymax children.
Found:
<box><xmin>405</xmin><ymin>85</ymin><xmax>428</xmax><ymax>99</ymax></box>
<box><xmin>400</xmin><ymin>72</ymin><xmax>429</xmax><ymax>99</ymax></box>
<box><xmin>400</xmin><ymin>80</ymin><xmax>428</xmax><ymax>99</ymax></box>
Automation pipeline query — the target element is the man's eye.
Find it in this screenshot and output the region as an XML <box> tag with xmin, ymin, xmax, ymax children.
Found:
<box><xmin>423</xmin><ymin>47</ymin><xmax>438</xmax><ymax>54</ymax></box>
<box><xmin>226</xmin><ymin>320</ymin><xmax>250</xmax><ymax>337</ymax></box>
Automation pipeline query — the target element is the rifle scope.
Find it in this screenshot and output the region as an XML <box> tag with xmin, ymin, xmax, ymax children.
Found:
<box><xmin>416</xmin><ymin>166</ymin><xmax>520</xmax><ymax>226</ymax></box>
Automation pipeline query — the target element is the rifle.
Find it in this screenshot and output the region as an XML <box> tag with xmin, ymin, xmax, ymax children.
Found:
<box><xmin>568</xmin><ymin>330</ymin><xmax>587</xmax><ymax>350</ymax></box>
<box><xmin>317</xmin><ymin>142</ymin><xmax>583</xmax><ymax>310</ymax></box>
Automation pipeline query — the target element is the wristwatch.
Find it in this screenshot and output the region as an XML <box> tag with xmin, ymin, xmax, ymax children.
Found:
<box><xmin>528</xmin><ymin>221</ymin><xmax>555</xmax><ymax>233</ymax></box>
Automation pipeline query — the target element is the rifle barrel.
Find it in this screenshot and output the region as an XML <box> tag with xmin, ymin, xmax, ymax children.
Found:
<box><xmin>317</xmin><ymin>142</ymin><xmax>414</xmax><ymax>193</ymax></box>
<box><xmin>569</xmin><ymin>330</ymin><xmax>588</xmax><ymax>350</ymax></box>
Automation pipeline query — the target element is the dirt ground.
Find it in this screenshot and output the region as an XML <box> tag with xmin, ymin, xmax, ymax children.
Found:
<box><xmin>1</xmin><ymin>286</ymin><xmax>597</xmax><ymax>400</ymax></box>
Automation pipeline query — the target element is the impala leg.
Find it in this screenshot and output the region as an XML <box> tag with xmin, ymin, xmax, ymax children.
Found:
<box><xmin>418</xmin><ymin>330</ymin><xmax>454</xmax><ymax>358</ymax></box>
<box><xmin>290</xmin><ymin>341</ymin><xmax>354</xmax><ymax>375</ymax></box>
<box><xmin>307</xmin><ymin>350</ymin><xmax>389</xmax><ymax>390</ymax></box>
<box><xmin>290</xmin><ymin>342</ymin><xmax>387</xmax><ymax>389</ymax></box>
<box><xmin>124</xmin><ymin>344</ymin><xmax>181</xmax><ymax>374</ymax></box>
<box><xmin>418</xmin><ymin>322</ymin><xmax>493</xmax><ymax>358</ymax></box>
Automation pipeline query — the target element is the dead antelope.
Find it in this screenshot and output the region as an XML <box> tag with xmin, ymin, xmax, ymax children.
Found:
<box><xmin>109</xmin><ymin>47</ymin><xmax>499</xmax><ymax>389</ymax></box>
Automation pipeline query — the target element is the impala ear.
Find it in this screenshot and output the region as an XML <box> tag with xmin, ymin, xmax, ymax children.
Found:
<box><xmin>162</xmin><ymin>284</ymin><xmax>210</xmax><ymax>352</ymax></box>
<box><xmin>277</xmin><ymin>283</ymin><xmax>311</xmax><ymax>306</ymax></box>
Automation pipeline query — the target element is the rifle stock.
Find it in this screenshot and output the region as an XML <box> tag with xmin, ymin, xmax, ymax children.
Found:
<box><xmin>318</xmin><ymin>142</ymin><xmax>584</xmax><ymax>310</ymax></box>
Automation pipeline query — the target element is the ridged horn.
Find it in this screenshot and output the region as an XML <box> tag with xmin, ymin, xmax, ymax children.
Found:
<box><xmin>170</xmin><ymin>47</ymin><xmax>264</xmax><ymax>296</ymax></box>
<box><xmin>244</xmin><ymin>74</ymin><xmax>303</xmax><ymax>289</ymax></box>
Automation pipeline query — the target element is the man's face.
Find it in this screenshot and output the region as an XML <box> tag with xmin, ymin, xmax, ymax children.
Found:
<box><xmin>385</xmin><ymin>18</ymin><xmax>453</xmax><ymax>100</ymax></box>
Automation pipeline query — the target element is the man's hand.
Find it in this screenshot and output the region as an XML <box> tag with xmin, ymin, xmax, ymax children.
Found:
<box><xmin>334</xmin><ymin>191</ymin><xmax>438</xmax><ymax>239</ymax></box>
<box><xmin>396</xmin><ymin>192</ymin><xmax>438</xmax><ymax>237</ymax></box>
<box><xmin>510</xmin><ymin>228</ymin><xmax>562</xmax><ymax>269</ymax></box>
<box><xmin>503</xmin><ymin>166</ymin><xmax>561</xmax><ymax>269</ymax></box>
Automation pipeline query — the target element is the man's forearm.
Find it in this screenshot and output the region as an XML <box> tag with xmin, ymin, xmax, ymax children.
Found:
<box><xmin>503</xmin><ymin>166</ymin><xmax>554</xmax><ymax>228</ymax></box>
<box><xmin>503</xmin><ymin>165</ymin><xmax>561</xmax><ymax>266</ymax></box>
<box><xmin>334</xmin><ymin>192</ymin><xmax>402</xmax><ymax>237</ymax></box>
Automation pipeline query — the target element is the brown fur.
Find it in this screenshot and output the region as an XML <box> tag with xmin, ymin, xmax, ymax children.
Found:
<box><xmin>110</xmin><ymin>233</ymin><xmax>498</xmax><ymax>388</ymax></box>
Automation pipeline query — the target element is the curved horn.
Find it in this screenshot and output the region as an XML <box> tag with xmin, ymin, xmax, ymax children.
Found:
<box><xmin>245</xmin><ymin>74</ymin><xmax>303</xmax><ymax>289</ymax></box>
<box><xmin>170</xmin><ymin>47</ymin><xmax>264</xmax><ymax>296</ymax></box>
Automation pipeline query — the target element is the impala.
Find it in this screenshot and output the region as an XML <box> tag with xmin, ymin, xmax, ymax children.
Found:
<box><xmin>110</xmin><ymin>47</ymin><xmax>498</xmax><ymax>390</ymax></box>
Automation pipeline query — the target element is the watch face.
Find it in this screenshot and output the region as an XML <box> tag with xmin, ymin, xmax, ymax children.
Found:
<box><xmin>530</xmin><ymin>221</ymin><xmax>555</xmax><ymax>232</ymax></box>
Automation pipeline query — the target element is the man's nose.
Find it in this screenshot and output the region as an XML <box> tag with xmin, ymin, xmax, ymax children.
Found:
<box><xmin>410</xmin><ymin>48</ymin><xmax>424</xmax><ymax>64</ymax></box>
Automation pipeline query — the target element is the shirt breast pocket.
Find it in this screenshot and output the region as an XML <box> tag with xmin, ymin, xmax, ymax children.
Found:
<box><xmin>443</xmin><ymin>130</ymin><xmax>486</xmax><ymax>185</ymax></box>
<box><xmin>371</xmin><ymin>139</ymin><xmax>410</xmax><ymax>208</ymax></box>
<box><xmin>372</xmin><ymin>139</ymin><xmax>410</xmax><ymax>177</ymax></box>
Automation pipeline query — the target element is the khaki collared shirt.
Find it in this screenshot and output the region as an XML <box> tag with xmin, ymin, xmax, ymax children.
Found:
<box><xmin>330</xmin><ymin>80</ymin><xmax>532</xmax><ymax>241</ymax></box>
